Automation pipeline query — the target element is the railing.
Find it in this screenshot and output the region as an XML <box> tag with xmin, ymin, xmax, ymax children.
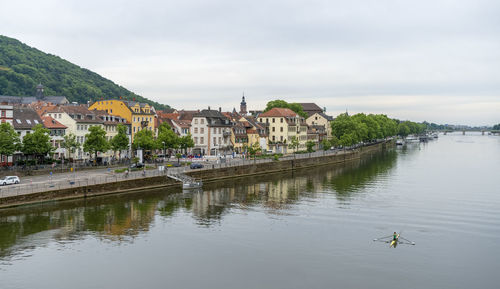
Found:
<box><xmin>0</xmin><ymin>169</ymin><xmax>167</xmax><ymax>199</ymax></box>
<box><xmin>0</xmin><ymin>139</ymin><xmax>392</xmax><ymax>200</ymax></box>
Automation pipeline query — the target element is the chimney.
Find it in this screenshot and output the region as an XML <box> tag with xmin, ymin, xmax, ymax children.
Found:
<box><xmin>219</xmin><ymin>107</ymin><xmax>221</xmax><ymax>112</ymax></box>
<box><xmin>208</xmin><ymin>106</ymin><xmax>211</xmax><ymax>110</ymax></box>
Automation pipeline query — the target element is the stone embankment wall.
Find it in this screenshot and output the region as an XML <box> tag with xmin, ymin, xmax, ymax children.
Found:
<box><xmin>0</xmin><ymin>175</ymin><xmax>180</xmax><ymax>208</ymax></box>
<box><xmin>0</xmin><ymin>140</ymin><xmax>393</xmax><ymax>209</ymax></box>
<box><xmin>187</xmin><ymin>140</ymin><xmax>391</xmax><ymax>182</ymax></box>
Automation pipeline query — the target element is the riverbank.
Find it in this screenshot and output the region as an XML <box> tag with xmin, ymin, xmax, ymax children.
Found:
<box><xmin>0</xmin><ymin>140</ymin><xmax>394</xmax><ymax>209</ymax></box>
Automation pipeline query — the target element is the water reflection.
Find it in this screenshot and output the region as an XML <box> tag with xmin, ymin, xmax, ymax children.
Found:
<box><xmin>0</xmin><ymin>149</ymin><xmax>397</xmax><ymax>260</ymax></box>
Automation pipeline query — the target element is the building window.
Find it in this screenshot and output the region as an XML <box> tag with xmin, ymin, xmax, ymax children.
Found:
<box><xmin>272</xmin><ymin>118</ymin><xmax>275</xmax><ymax>123</ymax></box>
<box><xmin>280</xmin><ymin>136</ymin><xmax>283</xmax><ymax>141</ymax></box>
<box><xmin>194</xmin><ymin>119</ymin><xmax>198</xmax><ymax>124</ymax></box>
<box><xmin>201</xmin><ymin>128</ymin><xmax>204</xmax><ymax>133</ymax></box>
<box><xmin>272</xmin><ymin>127</ymin><xmax>275</xmax><ymax>132</ymax></box>
<box><xmin>194</xmin><ymin>137</ymin><xmax>198</xmax><ymax>144</ymax></box>
<box><xmin>200</xmin><ymin>137</ymin><xmax>204</xmax><ymax>144</ymax></box>
<box><xmin>213</xmin><ymin>137</ymin><xmax>216</xmax><ymax>145</ymax></box>
<box><xmin>201</xmin><ymin>119</ymin><xmax>204</xmax><ymax>124</ymax></box>
<box><xmin>280</xmin><ymin>127</ymin><xmax>283</xmax><ymax>132</ymax></box>
<box><xmin>281</xmin><ymin>118</ymin><xmax>283</xmax><ymax>123</ymax></box>
<box><xmin>194</xmin><ymin>128</ymin><xmax>198</xmax><ymax>133</ymax></box>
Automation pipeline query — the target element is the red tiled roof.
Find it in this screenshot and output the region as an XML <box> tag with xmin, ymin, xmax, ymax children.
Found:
<box><xmin>259</xmin><ymin>107</ymin><xmax>297</xmax><ymax>117</ymax></box>
<box><xmin>41</xmin><ymin>115</ymin><xmax>67</xmax><ymax>129</ymax></box>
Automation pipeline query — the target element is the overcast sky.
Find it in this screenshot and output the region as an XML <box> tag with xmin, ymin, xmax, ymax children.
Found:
<box><xmin>3</xmin><ymin>0</ymin><xmax>499</xmax><ymax>125</ymax></box>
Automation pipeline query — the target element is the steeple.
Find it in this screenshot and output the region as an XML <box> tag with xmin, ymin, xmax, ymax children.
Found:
<box><xmin>239</xmin><ymin>92</ymin><xmax>247</xmax><ymax>115</ymax></box>
<box><xmin>36</xmin><ymin>83</ymin><xmax>44</xmax><ymax>100</ymax></box>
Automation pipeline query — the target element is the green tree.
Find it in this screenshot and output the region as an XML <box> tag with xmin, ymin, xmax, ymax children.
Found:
<box><xmin>175</xmin><ymin>152</ymin><xmax>182</xmax><ymax>165</ymax></box>
<box><xmin>133</xmin><ymin>129</ymin><xmax>155</xmax><ymax>151</ymax></box>
<box><xmin>397</xmin><ymin>122</ymin><xmax>411</xmax><ymax>137</ymax></box>
<box><xmin>179</xmin><ymin>134</ymin><xmax>195</xmax><ymax>154</ymax></box>
<box><xmin>331</xmin><ymin>113</ymin><xmax>362</xmax><ymax>146</ymax></box>
<box><xmin>288</xmin><ymin>136</ymin><xmax>300</xmax><ymax>157</ymax></box>
<box><xmin>0</xmin><ymin>122</ymin><xmax>21</xmax><ymax>162</ymax></box>
<box><xmin>0</xmin><ymin>35</ymin><xmax>172</xmax><ymax>110</ymax></box>
<box><xmin>306</xmin><ymin>140</ymin><xmax>316</xmax><ymax>155</ymax></box>
<box><xmin>21</xmin><ymin>124</ymin><xmax>53</xmax><ymax>164</ymax></box>
<box><xmin>83</xmin><ymin>126</ymin><xmax>109</xmax><ymax>164</ymax></box>
<box><xmin>62</xmin><ymin>133</ymin><xmax>80</xmax><ymax>161</ymax></box>
<box><xmin>264</xmin><ymin>99</ymin><xmax>308</xmax><ymax>118</ymax></box>
<box><xmin>110</xmin><ymin>124</ymin><xmax>129</xmax><ymax>160</ymax></box>
<box><xmin>156</xmin><ymin>123</ymin><xmax>179</xmax><ymax>154</ymax></box>
<box><xmin>321</xmin><ymin>138</ymin><xmax>331</xmax><ymax>151</ymax></box>
<box><xmin>247</xmin><ymin>142</ymin><xmax>261</xmax><ymax>163</ymax></box>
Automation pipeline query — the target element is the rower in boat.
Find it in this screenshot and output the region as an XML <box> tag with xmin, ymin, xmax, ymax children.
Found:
<box><xmin>373</xmin><ymin>232</ymin><xmax>415</xmax><ymax>248</ymax></box>
<box><xmin>390</xmin><ymin>232</ymin><xmax>399</xmax><ymax>248</ymax></box>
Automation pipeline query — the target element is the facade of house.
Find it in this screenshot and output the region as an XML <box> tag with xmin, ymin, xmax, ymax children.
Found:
<box><xmin>12</xmin><ymin>106</ymin><xmax>44</xmax><ymax>162</ymax></box>
<box><xmin>93</xmin><ymin>110</ymin><xmax>132</xmax><ymax>160</ymax></box>
<box><xmin>258</xmin><ymin>107</ymin><xmax>308</xmax><ymax>154</ymax></box>
<box><xmin>0</xmin><ymin>104</ymin><xmax>13</xmax><ymax>125</ymax></box>
<box><xmin>191</xmin><ymin>108</ymin><xmax>233</xmax><ymax>156</ymax></box>
<box><xmin>239</xmin><ymin>116</ymin><xmax>268</xmax><ymax>152</ymax></box>
<box><xmin>306</xmin><ymin>112</ymin><xmax>334</xmax><ymax>138</ymax></box>
<box><xmin>41</xmin><ymin>115</ymin><xmax>67</xmax><ymax>159</ymax></box>
<box><xmin>43</xmin><ymin>105</ymin><xmax>104</xmax><ymax>160</ymax></box>
<box><xmin>88</xmin><ymin>100</ymin><xmax>155</xmax><ymax>141</ymax></box>
<box><xmin>0</xmin><ymin>104</ymin><xmax>14</xmax><ymax>165</ymax></box>
<box><xmin>231</xmin><ymin>121</ymin><xmax>248</xmax><ymax>154</ymax></box>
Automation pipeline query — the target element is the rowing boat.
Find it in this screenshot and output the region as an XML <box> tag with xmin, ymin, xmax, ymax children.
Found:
<box><xmin>374</xmin><ymin>232</ymin><xmax>415</xmax><ymax>248</ymax></box>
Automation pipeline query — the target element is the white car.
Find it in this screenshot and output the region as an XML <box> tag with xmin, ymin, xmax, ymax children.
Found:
<box><xmin>0</xmin><ymin>176</ymin><xmax>20</xmax><ymax>186</ymax></box>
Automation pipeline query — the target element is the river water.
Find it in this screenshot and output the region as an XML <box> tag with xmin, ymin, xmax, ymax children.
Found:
<box><xmin>1</xmin><ymin>133</ymin><xmax>499</xmax><ymax>289</ymax></box>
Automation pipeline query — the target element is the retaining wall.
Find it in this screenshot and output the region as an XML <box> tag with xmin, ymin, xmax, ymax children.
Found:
<box><xmin>0</xmin><ymin>140</ymin><xmax>393</xmax><ymax>209</ymax></box>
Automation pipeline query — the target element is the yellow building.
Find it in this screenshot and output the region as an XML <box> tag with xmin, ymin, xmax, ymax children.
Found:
<box><xmin>258</xmin><ymin>107</ymin><xmax>307</xmax><ymax>154</ymax></box>
<box><xmin>89</xmin><ymin>100</ymin><xmax>155</xmax><ymax>140</ymax></box>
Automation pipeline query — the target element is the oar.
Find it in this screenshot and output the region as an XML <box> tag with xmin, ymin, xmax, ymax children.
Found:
<box><xmin>399</xmin><ymin>236</ymin><xmax>416</xmax><ymax>245</ymax></box>
<box><xmin>373</xmin><ymin>235</ymin><xmax>393</xmax><ymax>241</ymax></box>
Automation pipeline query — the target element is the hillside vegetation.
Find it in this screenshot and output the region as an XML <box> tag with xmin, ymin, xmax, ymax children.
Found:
<box><xmin>0</xmin><ymin>35</ymin><xmax>170</xmax><ymax>110</ymax></box>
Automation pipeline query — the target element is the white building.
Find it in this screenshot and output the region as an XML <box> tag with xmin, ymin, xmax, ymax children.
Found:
<box><xmin>191</xmin><ymin>107</ymin><xmax>233</xmax><ymax>156</ymax></box>
<box><xmin>43</xmin><ymin>105</ymin><xmax>104</xmax><ymax>160</ymax></box>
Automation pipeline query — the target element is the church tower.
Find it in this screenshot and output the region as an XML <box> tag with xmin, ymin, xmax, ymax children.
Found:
<box><xmin>239</xmin><ymin>93</ymin><xmax>247</xmax><ymax>115</ymax></box>
<box><xmin>36</xmin><ymin>83</ymin><xmax>44</xmax><ymax>100</ymax></box>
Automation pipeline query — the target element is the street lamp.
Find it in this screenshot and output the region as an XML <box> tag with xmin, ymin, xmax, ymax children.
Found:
<box><xmin>162</xmin><ymin>141</ymin><xmax>166</xmax><ymax>163</ymax></box>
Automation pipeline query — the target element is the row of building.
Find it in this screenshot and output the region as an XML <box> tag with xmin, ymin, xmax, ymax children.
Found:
<box><xmin>0</xmin><ymin>85</ymin><xmax>335</xmax><ymax>165</ymax></box>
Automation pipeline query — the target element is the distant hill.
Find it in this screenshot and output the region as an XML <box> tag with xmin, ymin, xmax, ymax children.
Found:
<box><xmin>0</xmin><ymin>35</ymin><xmax>171</xmax><ymax>110</ymax></box>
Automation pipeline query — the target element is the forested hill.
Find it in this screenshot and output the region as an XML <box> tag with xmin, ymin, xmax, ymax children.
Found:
<box><xmin>0</xmin><ymin>35</ymin><xmax>171</xmax><ymax>110</ymax></box>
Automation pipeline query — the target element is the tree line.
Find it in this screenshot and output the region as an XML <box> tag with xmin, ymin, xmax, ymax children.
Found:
<box><xmin>322</xmin><ymin>113</ymin><xmax>427</xmax><ymax>148</ymax></box>
<box><xmin>0</xmin><ymin>122</ymin><xmax>193</xmax><ymax>166</ymax></box>
<box><xmin>0</xmin><ymin>35</ymin><xmax>171</xmax><ymax>110</ymax></box>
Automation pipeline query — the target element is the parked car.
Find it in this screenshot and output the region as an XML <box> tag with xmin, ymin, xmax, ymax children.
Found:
<box><xmin>190</xmin><ymin>163</ymin><xmax>204</xmax><ymax>169</ymax></box>
<box><xmin>173</xmin><ymin>163</ymin><xmax>182</xmax><ymax>167</ymax></box>
<box><xmin>130</xmin><ymin>162</ymin><xmax>144</xmax><ymax>169</ymax></box>
<box><xmin>0</xmin><ymin>176</ymin><xmax>20</xmax><ymax>186</ymax></box>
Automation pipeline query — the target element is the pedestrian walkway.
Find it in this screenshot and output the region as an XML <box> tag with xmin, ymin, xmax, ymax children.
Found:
<box><xmin>0</xmin><ymin>139</ymin><xmax>390</xmax><ymax>200</ymax></box>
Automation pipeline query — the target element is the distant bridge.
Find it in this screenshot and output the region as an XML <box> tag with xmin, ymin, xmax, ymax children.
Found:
<box><xmin>442</xmin><ymin>130</ymin><xmax>499</xmax><ymax>135</ymax></box>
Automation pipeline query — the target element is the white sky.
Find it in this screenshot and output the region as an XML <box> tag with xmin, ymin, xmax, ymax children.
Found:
<box><xmin>2</xmin><ymin>0</ymin><xmax>500</xmax><ymax>125</ymax></box>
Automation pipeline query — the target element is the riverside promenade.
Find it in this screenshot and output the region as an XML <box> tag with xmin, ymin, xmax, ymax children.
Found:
<box><xmin>0</xmin><ymin>139</ymin><xmax>393</xmax><ymax>208</ymax></box>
